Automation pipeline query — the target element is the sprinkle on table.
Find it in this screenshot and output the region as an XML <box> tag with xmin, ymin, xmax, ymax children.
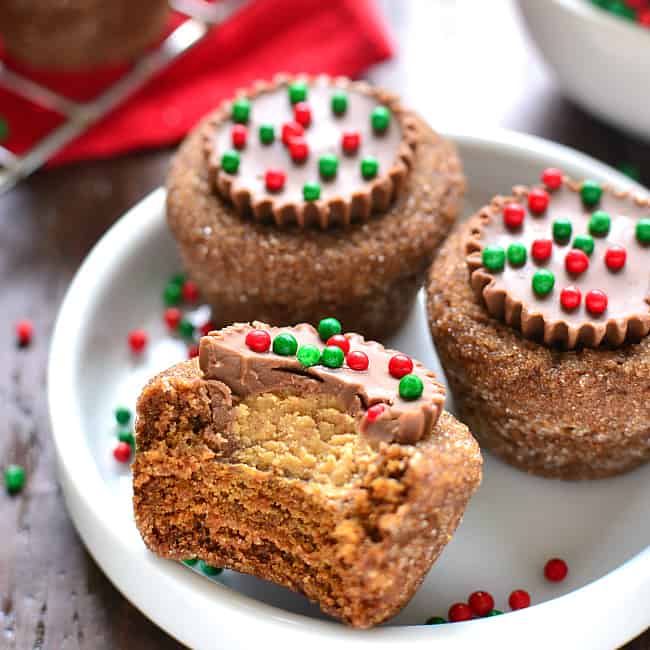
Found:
<box><xmin>15</xmin><ymin>319</ymin><xmax>34</xmax><ymax>347</ymax></box>
<box><xmin>468</xmin><ymin>591</ymin><xmax>495</xmax><ymax>617</ymax></box>
<box><xmin>544</xmin><ymin>557</ymin><xmax>568</xmax><ymax>582</ymax></box>
<box><xmin>113</xmin><ymin>441</ymin><xmax>132</xmax><ymax>463</ymax></box>
<box><xmin>231</xmin><ymin>98</ymin><xmax>250</xmax><ymax>124</ymax></box>
<box><xmin>371</xmin><ymin>106</ymin><xmax>391</xmax><ymax>133</ymax></box>
<box><xmin>360</xmin><ymin>156</ymin><xmax>379</xmax><ymax>180</ymax></box>
<box><xmin>245</xmin><ymin>329</ymin><xmax>271</xmax><ymax>353</ymax></box>
<box><xmin>128</xmin><ymin>329</ymin><xmax>148</xmax><ymax>354</ymax></box>
<box><xmin>342</xmin><ymin>130</ymin><xmax>361</xmax><ymax>154</ymax></box>
<box><xmin>281</xmin><ymin>121</ymin><xmax>304</xmax><ymax>146</ymax></box>
<box><xmin>288</xmin><ymin>81</ymin><xmax>308</xmax><ymax>104</ymax></box>
<box><xmin>182</xmin><ymin>280</ymin><xmax>200</xmax><ymax>303</ymax></box>
<box><xmin>564</xmin><ymin>249</ymin><xmax>589</xmax><ymax>275</ymax></box>
<box><xmin>486</xmin><ymin>609</ymin><xmax>503</xmax><ymax>617</ymax></box>
<box><xmin>221</xmin><ymin>150</ymin><xmax>240</xmax><ymax>174</ymax></box>
<box><xmin>589</xmin><ymin>210</ymin><xmax>611</xmax><ymax>236</ymax></box>
<box><xmin>118</xmin><ymin>431</ymin><xmax>136</xmax><ymax>448</ymax></box>
<box><xmin>319</xmin><ymin>154</ymin><xmax>339</xmax><ymax>179</ymax></box>
<box><xmin>303</xmin><ymin>182</ymin><xmax>321</xmax><ymax>201</ymax></box>
<box><xmin>508</xmin><ymin>590</ymin><xmax>531</xmax><ymax>610</ymax></box>
<box><xmin>552</xmin><ymin>218</ymin><xmax>572</xmax><ymax>242</ymax></box>
<box><xmin>231</xmin><ymin>124</ymin><xmax>247</xmax><ymax>149</ymax></box>
<box><xmin>527</xmin><ymin>188</ymin><xmax>550</xmax><ymax>214</ymax></box>
<box><xmin>532</xmin><ymin>269</ymin><xmax>555</xmax><ymax>296</ymax></box>
<box><xmin>388</xmin><ymin>354</ymin><xmax>413</xmax><ymax>379</ymax></box>
<box><xmin>326</xmin><ymin>334</ymin><xmax>350</xmax><ymax>355</ymax></box>
<box><xmin>580</xmin><ymin>180</ymin><xmax>602</xmax><ymax>207</ymax></box>
<box><xmin>531</xmin><ymin>238</ymin><xmax>552</xmax><ymax>262</ymax></box>
<box><xmin>164</xmin><ymin>307</ymin><xmax>182</xmax><ymax>331</ymax></box>
<box><xmin>331</xmin><ymin>90</ymin><xmax>348</xmax><ymax>115</ymax></box>
<box><xmin>4</xmin><ymin>464</ymin><xmax>26</xmax><ymax>494</ymax></box>
<box><xmin>272</xmin><ymin>332</ymin><xmax>298</xmax><ymax>356</ymax></box>
<box><xmin>293</xmin><ymin>102</ymin><xmax>312</xmax><ymax>127</ymax></box>
<box><xmin>259</xmin><ymin>124</ymin><xmax>275</xmax><ymax>145</ymax></box>
<box><xmin>178</xmin><ymin>318</ymin><xmax>195</xmax><ymax>339</ymax></box>
<box><xmin>399</xmin><ymin>374</ymin><xmax>424</xmax><ymax>400</ymax></box>
<box><xmin>288</xmin><ymin>137</ymin><xmax>309</xmax><ymax>163</ymax></box>
<box><xmin>425</xmin><ymin>616</ymin><xmax>446</xmax><ymax>625</ymax></box>
<box><xmin>297</xmin><ymin>344</ymin><xmax>321</xmax><ymax>367</ymax></box>
<box><xmin>321</xmin><ymin>345</ymin><xmax>345</xmax><ymax>368</ymax></box>
<box><xmin>572</xmin><ymin>234</ymin><xmax>595</xmax><ymax>256</ymax></box>
<box><xmin>447</xmin><ymin>603</ymin><xmax>473</xmax><ymax>622</ymax></box>
<box><xmin>163</xmin><ymin>281</ymin><xmax>182</xmax><ymax>306</ymax></box>
<box><xmin>482</xmin><ymin>245</ymin><xmax>506</xmax><ymax>271</ymax></box>
<box><xmin>346</xmin><ymin>350</ymin><xmax>369</xmax><ymax>371</ymax></box>
<box><xmin>503</xmin><ymin>202</ymin><xmax>525</xmax><ymax>229</ymax></box>
<box><xmin>115</xmin><ymin>406</ymin><xmax>131</xmax><ymax>426</ymax></box>
<box><xmin>317</xmin><ymin>317</ymin><xmax>342</xmax><ymax>341</ymax></box>
<box><xmin>199</xmin><ymin>561</ymin><xmax>223</xmax><ymax>576</ymax></box>
<box><xmin>560</xmin><ymin>286</ymin><xmax>582</xmax><ymax>311</ymax></box>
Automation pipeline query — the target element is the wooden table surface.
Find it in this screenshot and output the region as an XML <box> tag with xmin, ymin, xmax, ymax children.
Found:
<box><xmin>1</xmin><ymin>1</ymin><xmax>648</xmax><ymax>648</ymax></box>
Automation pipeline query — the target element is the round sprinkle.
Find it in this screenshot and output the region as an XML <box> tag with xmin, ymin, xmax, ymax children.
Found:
<box><xmin>531</xmin><ymin>238</ymin><xmax>553</xmax><ymax>262</ymax></box>
<box><xmin>503</xmin><ymin>202</ymin><xmax>525</xmax><ymax>229</ymax></box>
<box><xmin>542</xmin><ymin>167</ymin><xmax>563</xmax><ymax>190</ymax></box>
<box><xmin>15</xmin><ymin>319</ymin><xmax>33</xmax><ymax>346</ymax></box>
<box><xmin>272</xmin><ymin>333</ymin><xmax>298</xmax><ymax>356</ymax></box>
<box><xmin>221</xmin><ymin>149</ymin><xmax>240</xmax><ymax>174</ymax></box>
<box><xmin>636</xmin><ymin>218</ymin><xmax>650</xmax><ymax>244</ymax></box>
<box><xmin>388</xmin><ymin>354</ymin><xmax>414</xmax><ymax>379</ymax></box>
<box><xmin>589</xmin><ymin>210</ymin><xmax>611</xmax><ymax>236</ymax></box>
<box><xmin>182</xmin><ymin>280</ymin><xmax>199</xmax><ymax>303</ymax></box>
<box><xmin>118</xmin><ymin>431</ymin><xmax>135</xmax><ymax>448</ymax></box>
<box><xmin>507</xmin><ymin>243</ymin><xmax>527</xmax><ymax>267</ymax></box>
<box><xmin>346</xmin><ymin>351</ymin><xmax>369</xmax><ymax>371</ymax></box>
<box><xmin>297</xmin><ymin>344</ymin><xmax>321</xmax><ymax>367</ymax></box>
<box><xmin>231</xmin><ymin>124</ymin><xmax>247</xmax><ymax>149</ymax></box>
<box><xmin>482</xmin><ymin>245</ymin><xmax>506</xmax><ymax>271</ymax></box>
<box><xmin>115</xmin><ymin>406</ymin><xmax>131</xmax><ymax>426</ymax></box>
<box><xmin>565</xmin><ymin>249</ymin><xmax>589</xmax><ymax>274</ymax></box>
<box><xmin>163</xmin><ymin>281</ymin><xmax>182</xmax><ymax>306</ymax></box>
<box><xmin>553</xmin><ymin>218</ymin><xmax>572</xmax><ymax>242</ymax></box>
<box><xmin>560</xmin><ymin>286</ymin><xmax>582</xmax><ymax>311</ymax></box>
<box><xmin>265</xmin><ymin>168</ymin><xmax>286</xmax><ymax>192</ymax></box>
<box><xmin>318</xmin><ymin>317</ymin><xmax>342</xmax><ymax>341</ymax></box>
<box><xmin>128</xmin><ymin>329</ymin><xmax>147</xmax><ymax>354</ymax></box>
<box><xmin>113</xmin><ymin>442</ymin><xmax>131</xmax><ymax>463</ymax></box>
<box><xmin>342</xmin><ymin>130</ymin><xmax>361</xmax><ymax>154</ymax></box>
<box><xmin>399</xmin><ymin>374</ymin><xmax>424</xmax><ymax>400</ymax></box>
<box><xmin>281</xmin><ymin>121</ymin><xmax>304</xmax><ymax>146</ymax></box>
<box><xmin>532</xmin><ymin>269</ymin><xmax>555</xmax><ymax>296</ymax></box>
<box><xmin>448</xmin><ymin>603</ymin><xmax>473</xmax><ymax>622</ymax></box>
<box><xmin>425</xmin><ymin>617</ymin><xmax>446</xmax><ymax>625</ymax></box>
<box><xmin>360</xmin><ymin>156</ymin><xmax>379</xmax><ymax>180</ymax></box>
<box><xmin>605</xmin><ymin>245</ymin><xmax>626</xmax><ymax>271</ymax></box>
<box><xmin>573</xmin><ymin>234</ymin><xmax>595</xmax><ymax>256</ymax></box>
<box><xmin>331</xmin><ymin>90</ymin><xmax>348</xmax><ymax>115</ymax></box>
<box><xmin>366</xmin><ymin>404</ymin><xmax>385</xmax><ymax>422</ymax></box>
<box><xmin>178</xmin><ymin>318</ymin><xmax>195</xmax><ymax>339</ymax></box>
<box><xmin>468</xmin><ymin>591</ymin><xmax>495</xmax><ymax>617</ymax></box>
<box><xmin>188</xmin><ymin>344</ymin><xmax>199</xmax><ymax>359</ymax></box>
<box><xmin>288</xmin><ymin>81</ymin><xmax>308</xmax><ymax>104</ymax></box>
<box><xmin>371</xmin><ymin>106</ymin><xmax>391</xmax><ymax>132</ymax></box>
<box><xmin>486</xmin><ymin>610</ymin><xmax>504</xmax><ymax>617</ymax></box>
<box><xmin>231</xmin><ymin>98</ymin><xmax>250</xmax><ymax>124</ymax></box>
<box><xmin>303</xmin><ymin>182</ymin><xmax>321</xmax><ymax>201</ymax></box>
<box><xmin>326</xmin><ymin>334</ymin><xmax>350</xmax><ymax>355</ymax></box>
<box><xmin>259</xmin><ymin>123</ymin><xmax>275</xmax><ymax>144</ymax></box>
<box><xmin>245</xmin><ymin>329</ymin><xmax>271</xmax><ymax>353</ymax></box>
<box><xmin>528</xmin><ymin>188</ymin><xmax>550</xmax><ymax>214</ymax></box>
<box><xmin>169</xmin><ymin>272</ymin><xmax>186</xmax><ymax>287</ymax></box>
<box><xmin>319</xmin><ymin>154</ymin><xmax>338</xmax><ymax>179</ymax></box>
<box><xmin>182</xmin><ymin>558</ymin><xmax>198</xmax><ymax>567</ymax></box>
<box><xmin>509</xmin><ymin>590</ymin><xmax>531</xmax><ymax>611</ymax></box>
<box><xmin>544</xmin><ymin>558</ymin><xmax>568</xmax><ymax>582</ymax></box>
<box><xmin>293</xmin><ymin>101</ymin><xmax>311</xmax><ymax>127</ymax></box>
<box><xmin>321</xmin><ymin>345</ymin><xmax>345</xmax><ymax>368</ymax></box>
<box><xmin>586</xmin><ymin>289</ymin><xmax>608</xmax><ymax>315</ymax></box>
<box><xmin>580</xmin><ymin>180</ymin><xmax>602</xmax><ymax>207</ymax></box>
<box><xmin>200</xmin><ymin>321</ymin><xmax>215</xmax><ymax>337</ymax></box>
<box><xmin>164</xmin><ymin>307</ymin><xmax>182</xmax><ymax>331</ymax></box>
<box><xmin>199</xmin><ymin>561</ymin><xmax>222</xmax><ymax>576</ymax></box>
<box><xmin>289</xmin><ymin>137</ymin><xmax>309</xmax><ymax>163</ymax></box>
<box><xmin>4</xmin><ymin>464</ymin><xmax>25</xmax><ymax>494</ymax></box>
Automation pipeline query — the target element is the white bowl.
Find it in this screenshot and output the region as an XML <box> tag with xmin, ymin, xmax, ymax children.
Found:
<box><xmin>518</xmin><ymin>0</ymin><xmax>650</xmax><ymax>139</ymax></box>
<box><xmin>48</xmin><ymin>128</ymin><xmax>650</xmax><ymax>650</ymax></box>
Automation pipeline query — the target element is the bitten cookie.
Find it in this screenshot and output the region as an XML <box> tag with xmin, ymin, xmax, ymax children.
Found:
<box><xmin>132</xmin><ymin>321</ymin><xmax>482</xmax><ymax>628</ymax></box>
<box><xmin>166</xmin><ymin>74</ymin><xmax>464</xmax><ymax>341</ymax></box>
<box><xmin>427</xmin><ymin>168</ymin><xmax>650</xmax><ymax>479</ymax></box>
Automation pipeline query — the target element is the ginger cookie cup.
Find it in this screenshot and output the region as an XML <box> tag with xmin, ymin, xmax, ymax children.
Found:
<box><xmin>0</xmin><ymin>0</ymin><xmax>170</xmax><ymax>70</ymax></box>
<box><xmin>132</xmin><ymin>320</ymin><xmax>482</xmax><ymax>628</ymax></box>
<box><xmin>426</xmin><ymin>169</ymin><xmax>650</xmax><ymax>479</ymax></box>
<box><xmin>166</xmin><ymin>74</ymin><xmax>464</xmax><ymax>341</ymax></box>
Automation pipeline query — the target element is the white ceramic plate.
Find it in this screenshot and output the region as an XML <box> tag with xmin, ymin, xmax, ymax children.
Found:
<box><xmin>48</xmin><ymin>129</ymin><xmax>650</xmax><ymax>650</ymax></box>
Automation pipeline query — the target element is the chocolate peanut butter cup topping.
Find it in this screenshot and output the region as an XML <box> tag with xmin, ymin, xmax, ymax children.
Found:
<box><xmin>204</xmin><ymin>74</ymin><xmax>418</xmax><ymax>229</ymax></box>
<box><xmin>465</xmin><ymin>170</ymin><xmax>650</xmax><ymax>349</ymax></box>
<box><xmin>198</xmin><ymin>321</ymin><xmax>445</xmax><ymax>444</ymax></box>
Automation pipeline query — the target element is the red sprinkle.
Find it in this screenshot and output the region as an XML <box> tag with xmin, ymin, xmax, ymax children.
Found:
<box><xmin>366</xmin><ymin>404</ymin><xmax>385</xmax><ymax>422</ymax></box>
<box><xmin>245</xmin><ymin>329</ymin><xmax>271</xmax><ymax>353</ymax></box>
<box><xmin>560</xmin><ymin>286</ymin><xmax>582</xmax><ymax>311</ymax></box>
<box><xmin>341</xmin><ymin>130</ymin><xmax>361</xmax><ymax>154</ymax></box>
<box><xmin>182</xmin><ymin>280</ymin><xmax>200</xmax><ymax>303</ymax></box>
<box><xmin>164</xmin><ymin>307</ymin><xmax>182</xmax><ymax>330</ymax></box>
<box><xmin>281</xmin><ymin>121</ymin><xmax>304</xmax><ymax>146</ymax></box>
<box><xmin>293</xmin><ymin>102</ymin><xmax>312</xmax><ymax>127</ymax></box>
<box><xmin>468</xmin><ymin>591</ymin><xmax>494</xmax><ymax>617</ymax></box>
<box><xmin>388</xmin><ymin>354</ymin><xmax>414</xmax><ymax>379</ymax></box>
<box><xmin>503</xmin><ymin>202</ymin><xmax>525</xmax><ymax>229</ymax></box>
<box><xmin>128</xmin><ymin>329</ymin><xmax>148</xmax><ymax>354</ymax></box>
<box><xmin>326</xmin><ymin>334</ymin><xmax>350</xmax><ymax>355</ymax></box>
<box><xmin>265</xmin><ymin>168</ymin><xmax>286</xmax><ymax>192</ymax></box>
<box><xmin>604</xmin><ymin>245</ymin><xmax>626</xmax><ymax>271</ymax></box>
<box><xmin>639</xmin><ymin>9</ymin><xmax>650</xmax><ymax>27</ymax></box>
<box><xmin>508</xmin><ymin>590</ymin><xmax>531</xmax><ymax>611</ymax></box>
<box><xmin>448</xmin><ymin>603</ymin><xmax>473</xmax><ymax>622</ymax></box>
<box><xmin>541</xmin><ymin>167</ymin><xmax>563</xmax><ymax>190</ymax></box>
<box><xmin>231</xmin><ymin>124</ymin><xmax>247</xmax><ymax>149</ymax></box>
<box><xmin>346</xmin><ymin>350</ymin><xmax>369</xmax><ymax>371</ymax></box>
<box><xmin>200</xmin><ymin>321</ymin><xmax>216</xmax><ymax>337</ymax></box>
<box><xmin>288</xmin><ymin>136</ymin><xmax>309</xmax><ymax>163</ymax></box>
<box><xmin>565</xmin><ymin>249</ymin><xmax>589</xmax><ymax>274</ymax></box>
<box><xmin>188</xmin><ymin>344</ymin><xmax>199</xmax><ymax>359</ymax></box>
<box><xmin>531</xmin><ymin>238</ymin><xmax>553</xmax><ymax>262</ymax></box>
<box><xmin>15</xmin><ymin>319</ymin><xmax>34</xmax><ymax>346</ymax></box>
<box><xmin>113</xmin><ymin>442</ymin><xmax>132</xmax><ymax>463</ymax></box>
<box><xmin>528</xmin><ymin>188</ymin><xmax>550</xmax><ymax>214</ymax></box>
<box><xmin>544</xmin><ymin>558</ymin><xmax>568</xmax><ymax>582</ymax></box>
<box><xmin>586</xmin><ymin>289</ymin><xmax>608</xmax><ymax>315</ymax></box>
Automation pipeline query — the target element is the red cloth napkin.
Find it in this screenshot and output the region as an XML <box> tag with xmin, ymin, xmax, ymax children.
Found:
<box><xmin>0</xmin><ymin>0</ymin><xmax>393</xmax><ymax>166</ymax></box>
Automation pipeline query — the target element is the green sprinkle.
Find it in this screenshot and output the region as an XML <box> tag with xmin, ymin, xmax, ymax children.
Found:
<box><xmin>573</xmin><ymin>234</ymin><xmax>595</xmax><ymax>256</ymax></box>
<box><xmin>425</xmin><ymin>616</ymin><xmax>446</xmax><ymax>625</ymax></box>
<box><xmin>608</xmin><ymin>0</ymin><xmax>636</xmax><ymax>19</ymax></box>
<box><xmin>288</xmin><ymin>81</ymin><xmax>308</xmax><ymax>104</ymax></box>
<box><xmin>331</xmin><ymin>90</ymin><xmax>348</xmax><ymax>115</ymax></box>
<box><xmin>178</xmin><ymin>318</ymin><xmax>195</xmax><ymax>339</ymax></box>
<box><xmin>297</xmin><ymin>344</ymin><xmax>321</xmax><ymax>367</ymax></box>
<box><xmin>0</xmin><ymin>117</ymin><xmax>8</xmax><ymax>143</ymax></box>
<box><xmin>182</xmin><ymin>558</ymin><xmax>198</xmax><ymax>567</ymax></box>
<box><xmin>399</xmin><ymin>374</ymin><xmax>424</xmax><ymax>400</ymax></box>
<box><xmin>272</xmin><ymin>333</ymin><xmax>298</xmax><ymax>356</ymax></box>
<box><xmin>580</xmin><ymin>180</ymin><xmax>602</xmax><ymax>207</ymax></box>
<box><xmin>221</xmin><ymin>149</ymin><xmax>240</xmax><ymax>174</ymax></box>
<box><xmin>486</xmin><ymin>609</ymin><xmax>503</xmax><ymax>617</ymax></box>
<box><xmin>319</xmin><ymin>154</ymin><xmax>338</xmax><ymax>179</ymax></box>
<box><xmin>115</xmin><ymin>406</ymin><xmax>131</xmax><ymax>426</ymax></box>
<box><xmin>371</xmin><ymin>106</ymin><xmax>391</xmax><ymax>132</ymax></box>
<box><xmin>199</xmin><ymin>560</ymin><xmax>222</xmax><ymax>576</ymax></box>
<box><xmin>553</xmin><ymin>218</ymin><xmax>573</xmax><ymax>242</ymax></box>
<box><xmin>317</xmin><ymin>317</ymin><xmax>342</xmax><ymax>341</ymax></box>
<box><xmin>231</xmin><ymin>98</ymin><xmax>250</xmax><ymax>124</ymax></box>
<box><xmin>4</xmin><ymin>464</ymin><xmax>25</xmax><ymax>494</ymax></box>
<box><xmin>163</xmin><ymin>282</ymin><xmax>182</xmax><ymax>306</ymax></box>
<box><xmin>589</xmin><ymin>210</ymin><xmax>611</xmax><ymax>236</ymax></box>
<box><xmin>259</xmin><ymin>124</ymin><xmax>275</xmax><ymax>145</ymax></box>
<box><xmin>360</xmin><ymin>156</ymin><xmax>379</xmax><ymax>180</ymax></box>
<box><xmin>507</xmin><ymin>242</ymin><xmax>527</xmax><ymax>267</ymax></box>
<box><xmin>303</xmin><ymin>182</ymin><xmax>321</xmax><ymax>201</ymax></box>
<box><xmin>482</xmin><ymin>245</ymin><xmax>506</xmax><ymax>272</ymax></box>
<box><xmin>118</xmin><ymin>431</ymin><xmax>135</xmax><ymax>448</ymax></box>
<box><xmin>636</xmin><ymin>218</ymin><xmax>650</xmax><ymax>244</ymax></box>
<box><xmin>321</xmin><ymin>345</ymin><xmax>344</xmax><ymax>368</ymax></box>
<box><xmin>532</xmin><ymin>269</ymin><xmax>555</xmax><ymax>296</ymax></box>
<box><xmin>169</xmin><ymin>272</ymin><xmax>186</xmax><ymax>287</ymax></box>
